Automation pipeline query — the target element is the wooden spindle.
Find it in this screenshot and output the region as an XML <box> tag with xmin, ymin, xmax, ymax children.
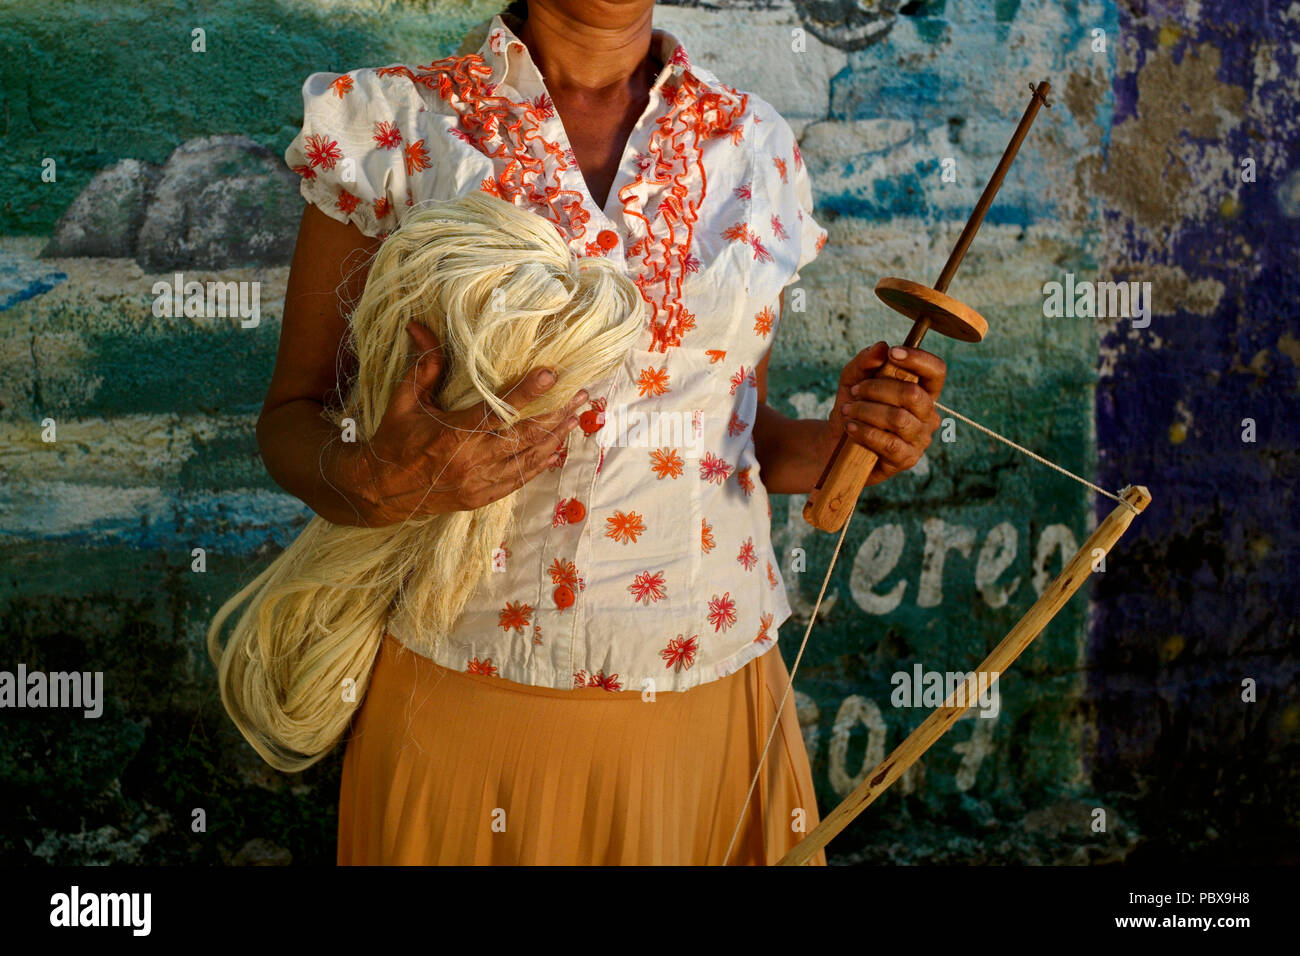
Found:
<box><xmin>803</xmin><ymin>81</ymin><xmax>1053</xmax><ymax>533</ymax></box>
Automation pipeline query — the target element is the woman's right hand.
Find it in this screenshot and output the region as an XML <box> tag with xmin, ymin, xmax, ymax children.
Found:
<box><xmin>341</xmin><ymin>322</ymin><xmax>589</xmax><ymax>526</ymax></box>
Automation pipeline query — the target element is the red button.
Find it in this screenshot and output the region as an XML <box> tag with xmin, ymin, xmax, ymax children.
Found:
<box><xmin>553</xmin><ymin>585</ymin><xmax>575</xmax><ymax>609</ymax></box>
<box><xmin>564</xmin><ymin>499</ymin><xmax>586</xmax><ymax>523</ymax></box>
<box><xmin>596</xmin><ymin>229</ymin><xmax>618</xmax><ymax>250</ymax></box>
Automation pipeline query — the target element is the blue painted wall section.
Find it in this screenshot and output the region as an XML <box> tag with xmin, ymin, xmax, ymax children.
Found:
<box><xmin>1090</xmin><ymin>0</ymin><xmax>1300</xmax><ymax>863</ymax></box>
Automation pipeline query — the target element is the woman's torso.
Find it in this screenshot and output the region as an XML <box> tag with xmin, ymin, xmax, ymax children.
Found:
<box><xmin>285</xmin><ymin>12</ymin><xmax>828</xmax><ymax>693</ymax></box>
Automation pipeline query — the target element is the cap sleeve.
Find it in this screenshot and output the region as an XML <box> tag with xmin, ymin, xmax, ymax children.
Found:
<box><xmin>283</xmin><ymin>67</ymin><xmax>453</xmax><ymax>238</ymax></box>
<box><xmin>754</xmin><ymin>106</ymin><xmax>829</xmax><ymax>290</ymax></box>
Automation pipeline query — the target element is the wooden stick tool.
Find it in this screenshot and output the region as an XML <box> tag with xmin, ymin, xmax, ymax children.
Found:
<box><xmin>779</xmin><ymin>484</ymin><xmax>1152</xmax><ymax>865</ymax></box>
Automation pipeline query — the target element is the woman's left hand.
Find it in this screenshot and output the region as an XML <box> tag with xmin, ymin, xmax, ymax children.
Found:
<box><xmin>824</xmin><ymin>342</ymin><xmax>947</xmax><ymax>487</ymax></box>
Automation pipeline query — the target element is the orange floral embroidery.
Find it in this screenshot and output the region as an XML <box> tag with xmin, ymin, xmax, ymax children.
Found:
<box><xmin>699</xmin><ymin>452</ymin><xmax>733</xmax><ymax>485</ymax></box>
<box><xmin>773</xmin><ymin>155</ymin><xmax>788</xmax><ymax>183</ymax></box>
<box><xmin>736</xmin><ymin>466</ymin><xmax>754</xmax><ymax>495</ymax></box>
<box><xmin>722</xmin><ymin>221</ymin><xmax>752</xmax><ymax>244</ymax></box>
<box><xmin>676</xmin><ymin>309</ymin><xmax>697</xmax><ymax>338</ymax></box>
<box><xmin>552</xmin><ymin>499</ymin><xmax>571</xmax><ymax>527</ymax></box>
<box><xmin>336</xmin><ymin>189</ymin><xmax>360</xmax><ymax>214</ymax></box>
<box><xmin>531</xmin><ymin>92</ymin><xmax>556</xmax><ymax>118</ymax></box>
<box><xmin>404</xmin><ymin>139</ymin><xmax>432</xmax><ymax>175</ymax></box>
<box><xmin>628</xmin><ymin>570</ymin><xmax>667</xmax><ymax>604</ymax></box>
<box><xmin>649</xmin><ymin>448</ymin><xmax>684</xmax><ymax>479</ymax></box>
<box><xmin>467</xmin><ymin>657</ymin><xmax>499</xmax><ymax>677</ymax></box>
<box><xmin>498</xmin><ymin>600</ymin><xmax>533</xmax><ymax>633</ymax></box>
<box><xmin>372</xmin><ymin>196</ymin><xmax>392</xmax><ymax>219</ymax></box>
<box><xmin>304</xmin><ymin>133</ymin><xmax>342</xmax><ymax>171</ymax></box>
<box><xmin>705</xmin><ymin>349</ymin><xmax>727</xmax><ymax>364</ymax></box>
<box><xmin>617</xmin><ymin>71</ymin><xmax>748</xmax><ymax>352</ymax></box>
<box><xmin>636</xmin><ymin>365</ymin><xmax>670</xmax><ymax>397</ymax></box>
<box><xmin>403</xmin><ymin>52</ymin><xmax>592</xmax><ymax>241</ymax></box>
<box><xmin>755</xmin><ymin>612</ymin><xmax>774</xmax><ymax>644</ymax></box>
<box><xmin>723</xmin><ymin>220</ymin><xmax>774</xmax><ymax>263</ymax></box>
<box><xmin>727</xmin><ymin>412</ymin><xmax>749</xmax><ymax>438</ymax></box>
<box><xmin>701</xmin><ymin>517</ymin><xmax>715</xmax><ymax>554</ymax></box>
<box><xmin>766</xmin><ymin>561</ymin><xmax>778</xmax><ymax>589</ymax></box>
<box><xmin>548</xmin><ymin>557</ymin><xmax>580</xmax><ymax>589</ymax></box>
<box><xmin>707</xmin><ymin>592</ymin><xmax>738</xmax><ymax>632</ymax></box>
<box><xmin>737</xmin><ymin>537</ymin><xmax>758</xmax><ymax>571</ymax></box>
<box><xmin>754</xmin><ymin>305</ymin><xmax>775</xmax><ymax>337</ymax></box>
<box><xmin>586</xmin><ymin>671</ymin><xmax>622</xmax><ymax>692</ymax></box>
<box><xmin>330</xmin><ymin>74</ymin><xmax>354</xmax><ymax>98</ymax></box>
<box><xmin>605</xmin><ymin>510</ymin><xmax>646</xmax><ymax>544</ymax></box>
<box><xmin>662</xmin><ymin>634</ymin><xmax>699</xmax><ymax>671</ymax></box>
<box><xmin>816</xmin><ymin>232</ymin><xmax>828</xmax><ymax>253</ymax></box>
<box><xmin>373</xmin><ymin>120</ymin><xmax>402</xmax><ymax>149</ymax></box>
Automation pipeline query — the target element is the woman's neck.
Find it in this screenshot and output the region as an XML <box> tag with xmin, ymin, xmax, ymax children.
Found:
<box><xmin>516</xmin><ymin>3</ymin><xmax>657</xmax><ymax>96</ymax></box>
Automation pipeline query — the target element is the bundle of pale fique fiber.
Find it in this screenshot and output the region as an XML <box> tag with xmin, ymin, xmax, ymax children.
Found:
<box><xmin>208</xmin><ymin>192</ymin><xmax>644</xmax><ymax>771</ymax></box>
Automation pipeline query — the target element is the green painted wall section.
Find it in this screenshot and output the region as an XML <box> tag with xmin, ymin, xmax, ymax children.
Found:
<box><xmin>1</xmin><ymin>0</ymin><xmax>494</xmax><ymax>236</ymax></box>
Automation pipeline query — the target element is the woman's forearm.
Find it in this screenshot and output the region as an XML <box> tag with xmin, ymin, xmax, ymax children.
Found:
<box><xmin>256</xmin><ymin>399</ymin><xmax>374</xmax><ymax>526</ymax></box>
<box><xmin>751</xmin><ymin>402</ymin><xmax>836</xmax><ymax>495</ymax></box>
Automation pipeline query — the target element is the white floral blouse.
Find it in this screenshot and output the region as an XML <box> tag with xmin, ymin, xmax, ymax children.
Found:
<box><xmin>284</xmin><ymin>13</ymin><xmax>828</xmax><ymax>692</ymax></box>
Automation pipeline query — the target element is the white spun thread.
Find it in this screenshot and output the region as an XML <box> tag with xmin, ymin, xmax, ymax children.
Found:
<box><xmin>935</xmin><ymin>400</ymin><xmax>1138</xmax><ymax>514</ymax></box>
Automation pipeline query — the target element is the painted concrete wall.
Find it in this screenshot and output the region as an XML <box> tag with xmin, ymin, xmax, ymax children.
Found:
<box><xmin>0</xmin><ymin>0</ymin><xmax>1295</xmax><ymax>864</ymax></box>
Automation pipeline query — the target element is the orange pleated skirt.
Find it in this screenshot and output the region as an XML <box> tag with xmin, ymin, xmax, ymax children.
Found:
<box><xmin>338</xmin><ymin>632</ymin><xmax>827</xmax><ymax>865</ymax></box>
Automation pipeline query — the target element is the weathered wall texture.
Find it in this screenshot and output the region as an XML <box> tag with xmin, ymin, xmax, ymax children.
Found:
<box><xmin>0</xmin><ymin>0</ymin><xmax>1295</xmax><ymax>864</ymax></box>
<box><xmin>1087</xmin><ymin>0</ymin><xmax>1300</xmax><ymax>864</ymax></box>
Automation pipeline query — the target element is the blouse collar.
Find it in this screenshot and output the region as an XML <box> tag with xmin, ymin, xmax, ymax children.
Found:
<box><xmin>481</xmin><ymin>12</ymin><xmax>725</xmax><ymax>98</ymax></box>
